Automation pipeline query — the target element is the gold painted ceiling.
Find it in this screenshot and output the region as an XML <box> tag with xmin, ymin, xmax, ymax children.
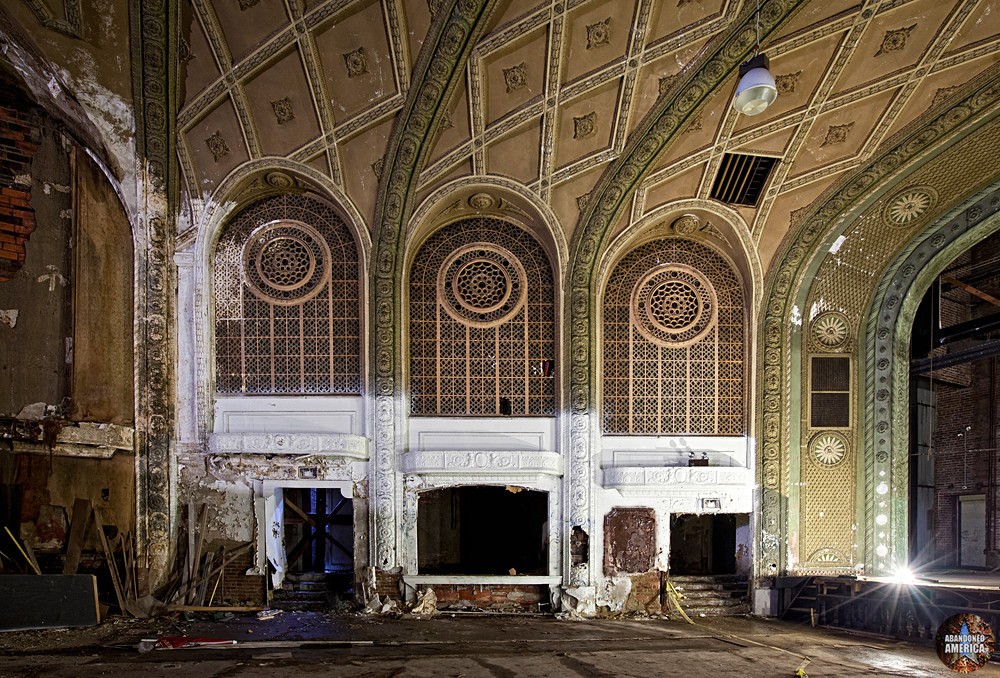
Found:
<box><xmin>5</xmin><ymin>0</ymin><xmax>1000</xmax><ymax>274</ymax></box>
<box><xmin>175</xmin><ymin>0</ymin><xmax>1000</xmax><ymax>271</ymax></box>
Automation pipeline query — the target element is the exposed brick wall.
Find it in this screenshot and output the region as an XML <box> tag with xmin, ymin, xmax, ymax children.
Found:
<box><xmin>373</xmin><ymin>568</ymin><xmax>402</xmax><ymax>600</ymax></box>
<box><xmin>429</xmin><ymin>584</ymin><xmax>546</xmax><ymax>611</ymax></box>
<box><xmin>931</xmin><ymin>236</ymin><xmax>1000</xmax><ymax>566</ymax></box>
<box><xmin>0</xmin><ymin>104</ymin><xmax>41</xmax><ymax>282</ymax></box>
<box><xmin>214</xmin><ymin>547</ymin><xmax>265</xmax><ymax>606</ymax></box>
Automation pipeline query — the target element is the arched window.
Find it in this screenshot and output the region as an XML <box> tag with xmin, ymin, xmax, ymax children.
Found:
<box><xmin>213</xmin><ymin>194</ymin><xmax>360</xmax><ymax>394</ymax></box>
<box><xmin>602</xmin><ymin>238</ymin><xmax>744</xmax><ymax>434</ymax></box>
<box><xmin>409</xmin><ymin>218</ymin><xmax>556</xmax><ymax>416</ymax></box>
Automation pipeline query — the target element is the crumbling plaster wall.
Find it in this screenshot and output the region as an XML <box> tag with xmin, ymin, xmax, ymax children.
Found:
<box><xmin>0</xmin><ymin>2</ymin><xmax>136</xmax><ymax>208</ymax></box>
<box><xmin>0</xmin><ymin>100</ymin><xmax>72</xmax><ymax>415</ymax></box>
<box><xmin>16</xmin><ymin>451</ymin><xmax>134</xmax><ymax>553</ymax></box>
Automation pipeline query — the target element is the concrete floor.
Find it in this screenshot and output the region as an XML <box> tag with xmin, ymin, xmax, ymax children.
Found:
<box><xmin>0</xmin><ymin>613</ymin><xmax>993</xmax><ymax>677</ymax></box>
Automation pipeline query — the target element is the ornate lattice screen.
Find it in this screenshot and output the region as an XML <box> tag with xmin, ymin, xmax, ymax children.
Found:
<box><xmin>214</xmin><ymin>194</ymin><xmax>360</xmax><ymax>394</ymax></box>
<box><xmin>409</xmin><ymin>218</ymin><xmax>555</xmax><ymax>416</ymax></box>
<box><xmin>603</xmin><ymin>238</ymin><xmax>745</xmax><ymax>434</ymax></box>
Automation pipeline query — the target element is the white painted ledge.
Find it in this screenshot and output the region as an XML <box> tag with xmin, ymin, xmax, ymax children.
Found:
<box><xmin>208</xmin><ymin>432</ymin><xmax>369</xmax><ymax>459</ymax></box>
<box><xmin>401</xmin><ymin>450</ymin><xmax>562</xmax><ymax>476</ymax></box>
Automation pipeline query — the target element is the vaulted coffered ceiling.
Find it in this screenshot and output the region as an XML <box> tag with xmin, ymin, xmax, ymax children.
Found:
<box><xmin>170</xmin><ymin>0</ymin><xmax>1000</xmax><ymax>271</ymax></box>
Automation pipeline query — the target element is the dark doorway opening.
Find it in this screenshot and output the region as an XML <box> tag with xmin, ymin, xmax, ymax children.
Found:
<box><xmin>418</xmin><ymin>486</ymin><xmax>547</xmax><ymax>575</ymax></box>
<box><xmin>282</xmin><ymin>487</ymin><xmax>353</xmax><ymax>595</ymax></box>
<box><xmin>669</xmin><ymin>514</ymin><xmax>738</xmax><ymax>575</ymax></box>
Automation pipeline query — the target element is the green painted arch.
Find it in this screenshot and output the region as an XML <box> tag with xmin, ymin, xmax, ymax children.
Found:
<box><xmin>756</xmin><ymin>72</ymin><xmax>1000</xmax><ymax>576</ymax></box>
<box><xmin>367</xmin><ymin>0</ymin><xmax>500</xmax><ymax>567</ymax></box>
<box><xmin>864</xmin><ymin>184</ymin><xmax>1000</xmax><ymax>575</ymax></box>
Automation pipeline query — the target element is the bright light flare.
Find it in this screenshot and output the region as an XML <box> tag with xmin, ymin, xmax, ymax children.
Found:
<box><xmin>889</xmin><ymin>566</ymin><xmax>917</xmax><ymax>585</ymax></box>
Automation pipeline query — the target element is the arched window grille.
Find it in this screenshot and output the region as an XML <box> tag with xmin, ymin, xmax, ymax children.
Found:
<box><xmin>602</xmin><ymin>238</ymin><xmax>745</xmax><ymax>434</ymax></box>
<box><xmin>213</xmin><ymin>194</ymin><xmax>361</xmax><ymax>394</ymax></box>
<box><xmin>409</xmin><ymin>217</ymin><xmax>556</xmax><ymax>416</ymax></box>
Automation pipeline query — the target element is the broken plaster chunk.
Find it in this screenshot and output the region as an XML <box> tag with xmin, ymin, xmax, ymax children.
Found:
<box><xmin>411</xmin><ymin>588</ymin><xmax>439</xmax><ymax>617</ymax></box>
<box><xmin>15</xmin><ymin>402</ymin><xmax>47</xmax><ymax>420</ymax></box>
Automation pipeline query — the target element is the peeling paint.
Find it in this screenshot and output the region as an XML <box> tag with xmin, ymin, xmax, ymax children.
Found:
<box><xmin>43</xmin><ymin>182</ymin><xmax>71</xmax><ymax>194</ymax></box>
<box><xmin>790</xmin><ymin>304</ymin><xmax>802</xmax><ymax>326</ymax></box>
<box><xmin>36</xmin><ymin>265</ymin><xmax>68</xmax><ymax>291</ymax></box>
<box><xmin>0</xmin><ymin>309</ymin><xmax>18</xmax><ymax>328</ymax></box>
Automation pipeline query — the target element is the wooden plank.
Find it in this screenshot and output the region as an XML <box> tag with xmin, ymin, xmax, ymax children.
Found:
<box><xmin>943</xmin><ymin>275</ymin><xmax>1000</xmax><ymax>309</ymax></box>
<box><xmin>22</xmin><ymin>539</ymin><xmax>42</xmax><ymax>576</ymax></box>
<box><xmin>189</xmin><ymin>504</ymin><xmax>208</xmax><ymax>604</ymax></box>
<box><xmin>182</xmin><ymin>498</ymin><xmax>195</xmax><ymax>604</ymax></box>
<box><xmin>93</xmin><ymin>508</ymin><xmax>126</xmax><ymax>612</ymax></box>
<box><xmin>63</xmin><ymin>498</ymin><xmax>92</xmax><ymax>575</ymax></box>
<box><xmin>284</xmin><ymin>498</ymin><xmax>316</xmax><ymax>527</ymax></box>
<box><xmin>0</xmin><ymin>575</ymin><xmax>100</xmax><ymax>630</ymax></box>
<box><xmin>4</xmin><ymin>526</ymin><xmax>40</xmax><ymax>575</ymax></box>
<box><xmin>196</xmin><ymin>552</ymin><xmax>215</xmax><ymax>606</ymax></box>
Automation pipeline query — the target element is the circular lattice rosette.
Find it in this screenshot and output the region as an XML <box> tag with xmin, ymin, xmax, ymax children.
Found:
<box><xmin>810</xmin><ymin>431</ymin><xmax>850</xmax><ymax>468</ymax></box>
<box><xmin>812</xmin><ymin>311</ymin><xmax>850</xmax><ymax>351</ymax></box>
<box><xmin>437</xmin><ymin>243</ymin><xmax>527</xmax><ymax>327</ymax></box>
<box><xmin>243</xmin><ymin>221</ymin><xmax>331</xmax><ymax>304</ymax></box>
<box><xmin>631</xmin><ymin>264</ymin><xmax>718</xmax><ymax>348</ymax></box>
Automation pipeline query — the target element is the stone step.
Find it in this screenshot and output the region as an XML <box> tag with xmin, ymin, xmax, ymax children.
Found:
<box><xmin>673</xmin><ymin>582</ymin><xmax>741</xmax><ymax>592</ymax></box>
<box><xmin>669</xmin><ymin>575</ymin><xmax>742</xmax><ymax>583</ymax></box>
<box><xmin>681</xmin><ymin>603</ymin><xmax>751</xmax><ymax>617</ymax></box>
<box><xmin>284</xmin><ymin>571</ymin><xmax>331</xmax><ymax>581</ymax></box>
<box><xmin>679</xmin><ymin>596</ymin><xmax>746</xmax><ymax>608</ymax></box>
<box><xmin>678</xmin><ymin>589</ymin><xmax>745</xmax><ymax>599</ymax></box>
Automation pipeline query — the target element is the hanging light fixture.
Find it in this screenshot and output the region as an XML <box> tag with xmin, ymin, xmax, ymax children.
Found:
<box><xmin>732</xmin><ymin>0</ymin><xmax>777</xmax><ymax>116</ymax></box>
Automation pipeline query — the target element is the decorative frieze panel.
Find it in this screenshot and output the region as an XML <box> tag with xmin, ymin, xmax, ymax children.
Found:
<box><xmin>401</xmin><ymin>450</ymin><xmax>562</xmax><ymax>476</ymax></box>
<box><xmin>603</xmin><ymin>466</ymin><xmax>752</xmax><ymax>489</ymax></box>
<box><xmin>208</xmin><ymin>432</ymin><xmax>369</xmax><ymax>458</ymax></box>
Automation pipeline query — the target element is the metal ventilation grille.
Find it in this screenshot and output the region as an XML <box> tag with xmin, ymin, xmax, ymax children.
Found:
<box><xmin>710</xmin><ymin>153</ymin><xmax>777</xmax><ymax>206</ymax></box>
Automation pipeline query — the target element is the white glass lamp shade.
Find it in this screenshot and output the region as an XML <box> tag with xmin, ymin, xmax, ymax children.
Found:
<box><xmin>733</xmin><ymin>54</ymin><xmax>777</xmax><ymax>116</ymax></box>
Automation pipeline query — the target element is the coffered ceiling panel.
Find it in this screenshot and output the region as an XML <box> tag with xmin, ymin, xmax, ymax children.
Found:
<box><xmin>733</xmin><ymin>31</ymin><xmax>844</xmax><ymax>133</ymax></box>
<box><xmin>944</xmin><ymin>0</ymin><xmax>1000</xmax><ymax>52</ymax></box>
<box><xmin>552</xmin><ymin>165</ymin><xmax>603</xmax><ymax>237</ymax></box>
<box><xmin>486</xmin><ymin>119</ymin><xmax>543</xmax><ymax>183</ymax></box>
<box><xmin>429</xmin><ymin>89</ymin><xmax>472</xmax><ymax>165</ymax></box>
<box><xmin>181</xmin><ymin>10</ymin><xmax>221</xmax><ymax>107</ymax></box>
<box><xmin>643</xmin><ymin>164</ymin><xmax>705</xmax><ymax>212</ymax></box>
<box><xmin>483</xmin><ymin>25</ymin><xmax>548</xmax><ymax>125</ymax></box>
<box><xmin>776</xmin><ymin>0</ymin><xmax>856</xmax><ymax>38</ymax></box>
<box><xmin>314</xmin><ymin>0</ymin><xmax>399</xmax><ymax>124</ymax></box>
<box><xmin>213</xmin><ymin>0</ymin><xmax>291</xmax><ymax>63</ymax></box>
<box><xmin>561</xmin><ymin>1</ymin><xmax>635</xmax><ymax>87</ymax></box>
<box><xmin>243</xmin><ymin>48</ymin><xmax>322</xmax><ymax>157</ymax></box>
<box><xmin>885</xmin><ymin>53</ymin><xmax>1000</xmax><ymax>140</ymax></box>
<box><xmin>341</xmin><ymin>117</ymin><xmax>393</xmax><ymax>224</ymax></box>
<box><xmin>647</xmin><ymin>0</ymin><xmax>727</xmax><ymax>46</ymax></box>
<box><xmin>185</xmin><ymin>99</ymin><xmax>250</xmax><ymax>189</ymax></box>
<box><xmin>829</xmin><ymin>1</ymin><xmax>956</xmax><ymax>94</ymax></box>
<box><xmin>786</xmin><ymin>88</ymin><xmax>897</xmax><ymax>178</ymax></box>
<box><xmin>732</xmin><ymin>126</ymin><xmax>795</xmax><ymax>156</ymax></box>
<box><xmin>629</xmin><ymin>38</ymin><xmax>713</xmax><ymax>129</ymax></box>
<box><xmin>555</xmin><ymin>78</ymin><xmax>621</xmax><ymax>169</ymax></box>
<box><xmin>158</xmin><ymin>0</ymin><xmax>1000</xmax><ymax>278</ymax></box>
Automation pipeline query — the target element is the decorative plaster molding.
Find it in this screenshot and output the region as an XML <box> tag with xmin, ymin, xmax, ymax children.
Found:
<box><xmin>208</xmin><ymin>432</ymin><xmax>369</xmax><ymax>458</ymax></box>
<box><xmin>401</xmin><ymin>450</ymin><xmax>562</xmax><ymax>475</ymax></box>
<box><xmin>603</xmin><ymin>466</ymin><xmax>752</xmax><ymax>488</ymax></box>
